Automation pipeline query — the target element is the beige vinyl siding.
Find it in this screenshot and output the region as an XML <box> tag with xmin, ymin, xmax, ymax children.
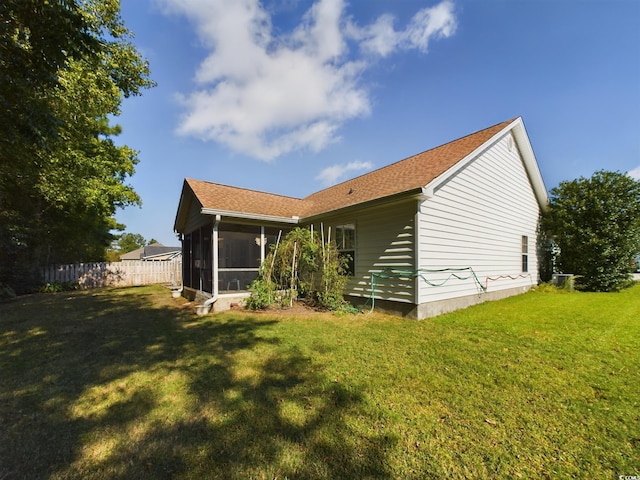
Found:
<box><xmin>184</xmin><ymin>201</ymin><xmax>213</xmax><ymax>234</ymax></box>
<box><xmin>313</xmin><ymin>200</ymin><xmax>417</xmax><ymax>304</ymax></box>
<box><xmin>417</xmin><ymin>133</ymin><xmax>541</xmax><ymax>304</ymax></box>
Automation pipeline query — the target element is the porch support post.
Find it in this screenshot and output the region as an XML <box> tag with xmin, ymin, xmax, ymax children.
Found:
<box><xmin>260</xmin><ymin>226</ymin><xmax>265</xmax><ymax>264</ymax></box>
<box><xmin>213</xmin><ymin>215</ymin><xmax>221</xmax><ymax>298</ymax></box>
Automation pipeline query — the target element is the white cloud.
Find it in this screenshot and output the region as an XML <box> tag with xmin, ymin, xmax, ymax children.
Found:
<box><xmin>349</xmin><ymin>1</ymin><xmax>457</xmax><ymax>57</ymax></box>
<box><xmin>403</xmin><ymin>0</ymin><xmax>457</xmax><ymax>52</ymax></box>
<box><xmin>158</xmin><ymin>0</ymin><xmax>457</xmax><ymax>160</ymax></box>
<box><xmin>349</xmin><ymin>14</ymin><xmax>401</xmax><ymax>57</ymax></box>
<box><xmin>628</xmin><ymin>166</ymin><xmax>640</xmax><ymax>180</ymax></box>
<box><xmin>316</xmin><ymin>160</ymin><xmax>373</xmax><ymax>186</ymax></box>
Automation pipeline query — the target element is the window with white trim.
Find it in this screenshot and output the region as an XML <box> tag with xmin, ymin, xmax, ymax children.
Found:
<box><xmin>335</xmin><ymin>224</ymin><xmax>356</xmax><ymax>276</ymax></box>
<box><xmin>521</xmin><ymin>235</ymin><xmax>529</xmax><ymax>273</ymax></box>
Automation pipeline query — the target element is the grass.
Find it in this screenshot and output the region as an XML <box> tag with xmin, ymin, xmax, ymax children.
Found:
<box><xmin>0</xmin><ymin>284</ymin><xmax>638</xmax><ymax>479</ymax></box>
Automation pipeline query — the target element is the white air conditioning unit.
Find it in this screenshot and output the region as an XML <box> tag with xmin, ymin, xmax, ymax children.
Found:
<box><xmin>552</xmin><ymin>273</ymin><xmax>574</xmax><ymax>289</ymax></box>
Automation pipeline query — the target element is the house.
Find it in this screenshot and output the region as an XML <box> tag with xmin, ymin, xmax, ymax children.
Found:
<box><xmin>174</xmin><ymin>117</ymin><xmax>548</xmax><ymax>318</ymax></box>
<box><xmin>120</xmin><ymin>243</ymin><xmax>182</xmax><ymax>261</ymax></box>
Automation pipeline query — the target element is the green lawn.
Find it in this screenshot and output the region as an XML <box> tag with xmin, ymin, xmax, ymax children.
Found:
<box><xmin>1</xmin><ymin>284</ymin><xmax>638</xmax><ymax>479</ymax></box>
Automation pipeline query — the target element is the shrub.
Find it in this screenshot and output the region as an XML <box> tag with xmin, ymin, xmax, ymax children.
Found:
<box><xmin>39</xmin><ymin>281</ymin><xmax>79</xmax><ymax>293</ymax></box>
<box><xmin>246</xmin><ymin>227</ymin><xmax>354</xmax><ymax>312</ymax></box>
<box><xmin>543</xmin><ymin>171</ymin><xmax>640</xmax><ymax>292</ymax></box>
<box><xmin>245</xmin><ymin>277</ymin><xmax>272</xmax><ymax>310</ymax></box>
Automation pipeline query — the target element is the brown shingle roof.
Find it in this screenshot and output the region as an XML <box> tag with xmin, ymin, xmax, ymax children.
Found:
<box><xmin>184</xmin><ymin>119</ymin><xmax>515</xmax><ymax>221</ymax></box>
<box><xmin>186</xmin><ymin>179</ymin><xmax>307</xmax><ymax>219</ymax></box>
<box><xmin>301</xmin><ymin>119</ymin><xmax>514</xmax><ymax>217</ymax></box>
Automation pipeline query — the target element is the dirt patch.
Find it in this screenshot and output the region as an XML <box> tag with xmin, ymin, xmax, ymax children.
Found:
<box><xmin>232</xmin><ymin>300</ymin><xmax>325</xmax><ymax>317</ymax></box>
<box><xmin>171</xmin><ymin>292</ymin><xmax>327</xmax><ymax>317</ymax></box>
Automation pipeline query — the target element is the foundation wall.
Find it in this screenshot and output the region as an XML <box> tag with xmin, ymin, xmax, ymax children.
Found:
<box><xmin>350</xmin><ymin>284</ymin><xmax>533</xmax><ymax>319</ymax></box>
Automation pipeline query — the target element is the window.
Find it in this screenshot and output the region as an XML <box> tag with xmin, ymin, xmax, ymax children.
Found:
<box><xmin>521</xmin><ymin>235</ymin><xmax>529</xmax><ymax>273</ymax></box>
<box><xmin>335</xmin><ymin>224</ymin><xmax>356</xmax><ymax>276</ymax></box>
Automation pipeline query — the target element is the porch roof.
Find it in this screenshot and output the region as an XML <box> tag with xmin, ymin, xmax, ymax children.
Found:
<box><xmin>185</xmin><ymin>179</ymin><xmax>306</xmax><ymax>221</ymax></box>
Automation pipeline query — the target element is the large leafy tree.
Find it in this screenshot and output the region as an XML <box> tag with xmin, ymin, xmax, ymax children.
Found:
<box><xmin>0</xmin><ymin>0</ymin><xmax>97</xmax><ymax>157</ymax></box>
<box><xmin>0</xmin><ymin>0</ymin><xmax>154</xmax><ymax>293</ymax></box>
<box><xmin>116</xmin><ymin>233</ymin><xmax>148</xmax><ymax>254</ymax></box>
<box><xmin>105</xmin><ymin>233</ymin><xmax>149</xmax><ymax>262</ymax></box>
<box><xmin>543</xmin><ymin>170</ymin><xmax>640</xmax><ymax>292</ymax></box>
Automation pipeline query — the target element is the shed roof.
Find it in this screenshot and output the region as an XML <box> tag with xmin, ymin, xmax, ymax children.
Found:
<box><xmin>120</xmin><ymin>243</ymin><xmax>181</xmax><ymax>260</ymax></box>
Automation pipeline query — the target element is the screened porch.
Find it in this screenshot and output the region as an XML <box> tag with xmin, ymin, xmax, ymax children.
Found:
<box><xmin>182</xmin><ymin>222</ymin><xmax>287</xmax><ymax>294</ymax></box>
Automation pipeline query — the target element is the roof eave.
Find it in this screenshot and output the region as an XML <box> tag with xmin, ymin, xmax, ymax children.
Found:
<box><xmin>174</xmin><ymin>180</ymin><xmax>197</xmax><ymax>233</ymax></box>
<box><xmin>510</xmin><ymin>118</ymin><xmax>549</xmax><ymax>210</ymax></box>
<box><xmin>301</xmin><ymin>187</ymin><xmax>424</xmax><ymax>223</ymax></box>
<box><xmin>142</xmin><ymin>250</ymin><xmax>181</xmax><ymax>260</ymax></box>
<box><xmin>424</xmin><ymin>117</ymin><xmax>549</xmax><ymax>210</ymax></box>
<box><xmin>200</xmin><ymin>207</ymin><xmax>301</xmax><ymax>225</ymax></box>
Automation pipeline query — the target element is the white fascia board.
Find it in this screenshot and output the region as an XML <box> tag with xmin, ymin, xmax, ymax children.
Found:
<box><xmin>173</xmin><ymin>188</ymin><xmax>192</xmax><ymax>232</ymax></box>
<box><xmin>509</xmin><ymin>118</ymin><xmax>549</xmax><ymax>209</ymax></box>
<box><xmin>423</xmin><ymin>117</ymin><xmax>549</xmax><ymax>209</ymax></box>
<box><xmin>200</xmin><ymin>208</ymin><xmax>301</xmax><ymax>224</ymax></box>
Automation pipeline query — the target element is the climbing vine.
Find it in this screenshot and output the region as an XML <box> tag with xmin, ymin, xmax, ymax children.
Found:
<box><xmin>246</xmin><ymin>227</ymin><xmax>353</xmax><ymax>312</ymax></box>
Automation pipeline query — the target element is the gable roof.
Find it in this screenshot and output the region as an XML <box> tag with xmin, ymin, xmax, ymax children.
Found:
<box><xmin>302</xmin><ymin>118</ymin><xmax>516</xmax><ymax>217</ymax></box>
<box><xmin>175</xmin><ymin>117</ymin><xmax>547</xmax><ymax>231</ymax></box>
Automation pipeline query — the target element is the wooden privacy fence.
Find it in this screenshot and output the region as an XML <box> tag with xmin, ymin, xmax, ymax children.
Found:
<box><xmin>41</xmin><ymin>260</ymin><xmax>182</xmax><ymax>289</ymax></box>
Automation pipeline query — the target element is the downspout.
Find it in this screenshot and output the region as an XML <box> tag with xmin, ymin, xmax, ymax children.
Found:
<box><xmin>201</xmin><ymin>215</ymin><xmax>221</xmax><ymax>312</ymax></box>
<box><xmin>172</xmin><ymin>233</ymin><xmax>184</xmax><ymax>297</ymax></box>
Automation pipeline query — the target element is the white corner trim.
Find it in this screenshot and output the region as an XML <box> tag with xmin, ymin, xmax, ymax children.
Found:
<box><xmin>421</xmin><ymin>186</ymin><xmax>434</xmax><ymax>199</ymax></box>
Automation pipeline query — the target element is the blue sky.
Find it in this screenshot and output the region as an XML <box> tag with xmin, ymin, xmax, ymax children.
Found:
<box><xmin>115</xmin><ymin>0</ymin><xmax>640</xmax><ymax>246</ymax></box>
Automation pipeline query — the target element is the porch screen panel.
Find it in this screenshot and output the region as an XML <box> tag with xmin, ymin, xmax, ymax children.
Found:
<box><xmin>185</xmin><ymin>225</ymin><xmax>213</xmax><ymax>293</ymax></box>
<box><xmin>183</xmin><ymin>234</ymin><xmax>192</xmax><ymax>289</ymax></box>
<box><xmin>201</xmin><ymin>228</ymin><xmax>212</xmax><ymax>293</ymax></box>
<box><xmin>191</xmin><ymin>229</ymin><xmax>201</xmax><ymax>290</ymax></box>
<box><xmin>218</xmin><ymin>224</ymin><xmax>261</xmax><ymax>291</ymax></box>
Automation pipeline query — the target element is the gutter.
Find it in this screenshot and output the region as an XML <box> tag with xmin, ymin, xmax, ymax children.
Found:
<box><xmin>200</xmin><ymin>208</ymin><xmax>300</xmax><ymax>224</ymax></box>
<box><xmin>302</xmin><ymin>188</ymin><xmax>424</xmax><ymax>223</ymax></box>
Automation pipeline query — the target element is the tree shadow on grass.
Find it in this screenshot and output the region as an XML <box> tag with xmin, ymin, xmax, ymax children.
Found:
<box><xmin>0</xmin><ymin>287</ymin><xmax>395</xmax><ymax>479</ymax></box>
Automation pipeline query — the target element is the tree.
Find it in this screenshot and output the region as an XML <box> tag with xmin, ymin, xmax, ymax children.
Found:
<box><xmin>543</xmin><ymin>170</ymin><xmax>640</xmax><ymax>292</ymax></box>
<box><xmin>0</xmin><ymin>0</ymin><xmax>154</xmax><ymax>293</ymax></box>
<box><xmin>0</xmin><ymin>0</ymin><xmax>98</xmax><ymax>161</ymax></box>
<box><xmin>116</xmin><ymin>233</ymin><xmax>147</xmax><ymax>254</ymax></box>
<box><xmin>105</xmin><ymin>233</ymin><xmax>149</xmax><ymax>262</ymax></box>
